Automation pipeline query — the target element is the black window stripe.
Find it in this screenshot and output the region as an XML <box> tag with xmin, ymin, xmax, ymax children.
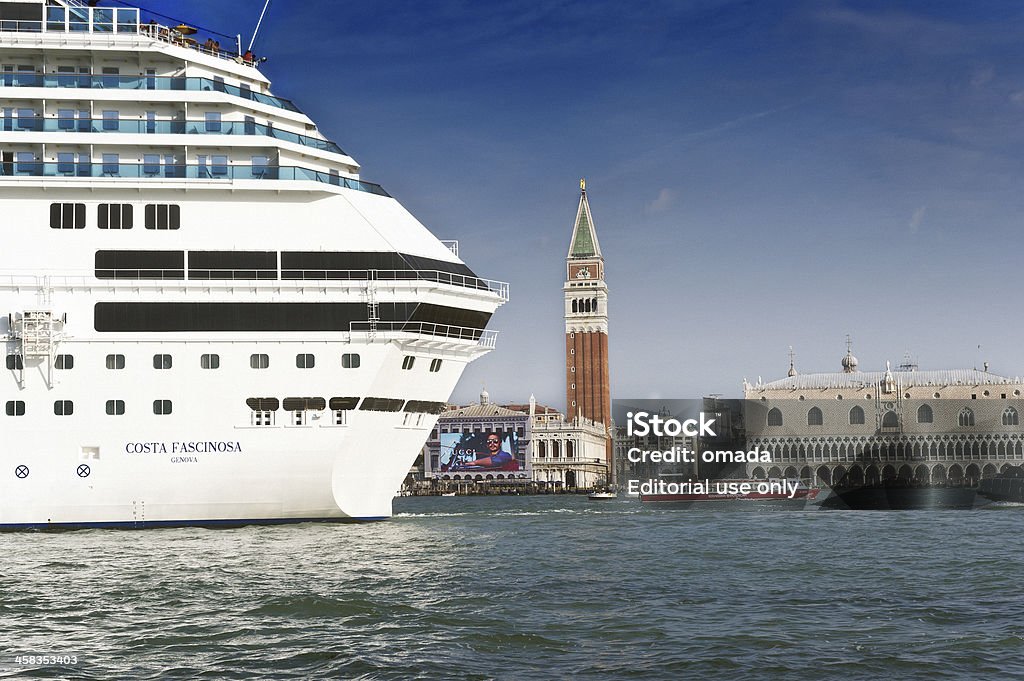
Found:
<box><xmin>189</xmin><ymin>251</ymin><xmax>277</xmax><ymax>280</ymax></box>
<box><xmin>94</xmin><ymin>302</ymin><xmax>490</xmax><ymax>333</ymax></box>
<box><xmin>95</xmin><ymin>250</ymin><xmax>184</xmax><ymax>279</ymax></box>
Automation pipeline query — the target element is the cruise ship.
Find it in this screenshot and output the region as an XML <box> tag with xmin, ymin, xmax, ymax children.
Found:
<box><xmin>0</xmin><ymin>0</ymin><xmax>507</xmax><ymax>527</ymax></box>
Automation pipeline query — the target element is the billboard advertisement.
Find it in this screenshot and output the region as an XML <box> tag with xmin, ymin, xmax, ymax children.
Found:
<box><xmin>437</xmin><ymin>430</ymin><xmax>528</xmax><ymax>479</ymax></box>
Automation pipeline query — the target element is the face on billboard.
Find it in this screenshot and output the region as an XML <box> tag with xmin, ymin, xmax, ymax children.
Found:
<box><xmin>439</xmin><ymin>431</ymin><xmax>520</xmax><ymax>473</ymax></box>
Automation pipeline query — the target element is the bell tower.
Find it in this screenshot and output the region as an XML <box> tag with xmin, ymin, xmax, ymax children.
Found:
<box><xmin>564</xmin><ymin>179</ymin><xmax>612</xmax><ymax>469</ymax></box>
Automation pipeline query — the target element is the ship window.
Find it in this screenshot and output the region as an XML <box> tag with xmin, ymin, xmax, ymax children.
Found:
<box><xmin>283</xmin><ymin>397</ymin><xmax>326</xmax><ymax>411</ymax></box>
<box><xmin>252</xmin><ymin>411</ymin><xmax>274</xmax><ymax>426</ymax></box>
<box><xmin>153</xmin><ymin>399</ymin><xmax>172</xmax><ymax>415</ymax></box>
<box><xmin>143</xmin><ymin>154</ymin><xmax>160</xmax><ymax>175</ymax></box>
<box><xmin>246</xmin><ymin>397</ymin><xmax>279</xmax><ymax>411</ymax></box>
<box><xmin>958</xmin><ymin>408</ymin><xmax>975</xmax><ymax>427</ymax></box>
<box><xmin>5</xmin><ymin>354</ymin><xmax>22</xmax><ymax>370</ymax></box>
<box><xmin>767</xmin><ymin>408</ymin><xmax>783</xmax><ymax>427</ymax></box>
<box><xmin>98</xmin><ymin>203</ymin><xmax>133</xmax><ymax>229</ymax></box>
<box><xmin>15</xmin><ymin>151</ymin><xmax>36</xmax><ymax>175</ymax></box>
<box><xmin>5</xmin><ymin>400</ymin><xmax>25</xmax><ymax>416</ymax></box>
<box><xmin>144</xmin><ymin>204</ymin><xmax>181</xmax><ymax>230</ymax></box>
<box><xmin>211</xmin><ymin>154</ymin><xmax>228</xmax><ymax>176</ymax></box>
<box><xmin>102</xmin><ymin>153</ymin><xmax>119</xmax><ymax>176</ymax></box>
<box><xmin>53</xmin><ymin>400</ymin><xmax>73</xmax><ymax>416</ymax></box>
<box><xmin>200</xmin><ymin>353</ymin><xmax>220</xmax><ymax>369</ymax></box>
<box><xmin>342</xmin><ymin>353</ymin><xmax>360</xmax><ymax>369</ymax></box>
<box><xmin>359</xmin><ymin>397</ymin><xmax>405</xmax><ymax>412</ymax></box>
<box><xmin>105</xmin><ymin>399</ymin><xmax>125</xmax><ymax>416</ymax></box>
<box><xmin>46</xmin><ymin>6</ymin><xmax>65</xmax><ymax>31</ymax></box>
<box><xmin>204</xmin><ymin>111</ymin><xmax>221</xmax><ymax>132</ymax></box>
<box><xmin>328</xmin><ymin>397</ymin><xmax>359</xmax><ymax>411</ymax></box>
<box><xmin>917</xmin><ymin>404</ymin><xmax>933</xmax><ymax>424</ymax></box>
<box><xmin>296</xmin><ymin>353</ymin><xmax>315</xmax><ymax>369</ymax></box>
<box><xmin>404</xmin><ymin>400</ymin><xmax>446</xmax><ymax>414</ymax></box>
<box><xmin>50</xmin><ymin>203</ymin><xmax>85</xmax><ymax>229</ymax></box>
<box><xmin>105</xmin><ymin>354</ymin><xmax>125</xmax><ymax>370</ymax></box>
<box><xmin>152</xmin><ymin>354</ymin><xmax>172</xmax><ymax>370</ymax></box>
<box><xmin>188</xmin><ymin>251</ymin><xmax>275</xmax><ymax>279</ymax></box>
<box><xmin>92</xmin><ymin>302</ymin><xmax>485</xmax><ymax>333</ymax></box>
<box><xmin>849</xmin><ymin>405</ymin><xmax>865</xmax><ymax>425</ymax></box>
<box><xmin>16</xmin><ymin>108</ymin><xmax>36</xmax><ymax>130</ymax></box>
<box><xmin>251</xmin><ymin>155</ymin><xmax>268</xmax><ymax>178</ymax></box>
<box><xmin>95</xmin><ymin>250</ymin><xmax>184</xmax><ymax>279</ymax></box>
<box><xmin>429</xmin><ymin>358</ymin><xmax>442</xmax><ymax>372</ymax></box>
<box><xmin>115</xmin><ymin>7</ymin><xmax>138</xmax><ymax>33</ymax></box>
<box><xmin>102</xmin><ymin>110</ymin><xmax>119</xmax><ymax>131</ymax></box>
<box><xmin>402</xmin><ymin>356</ymin><xmax>415</xmax><ymax>370</ymax></box>
<box><xmin>57</xmin><ymin>153</ymin><xmax>75</xmax><ymax>175</ymax></box>
<box><xmin>57</xmin><ymin>108</ymin><xmax>75</xmax><ymax>130</ymax></box>
<box><xmin>55</xmin><ymin>354</ymin><xmax>74</xmax><ymax>370</ymax></box>
<box><xmin>95</xmin><ymin>11</ymin><xmax>115</xmax><ymax>34</ymax></box>
<box><xmin>250</xmin><ymin>353</ymin><xmax>269</xmax><ymax>369</ymax></box>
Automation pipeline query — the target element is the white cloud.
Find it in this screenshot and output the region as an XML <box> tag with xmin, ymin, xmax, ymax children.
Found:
<box><xmin>909</xmin><ymin>205</ymin><xmax>926</xmax><ymax>233</ymax></box>
<box><xmin>646</xmin><ymin>188</ymin><xmax>676</xmax><ymax>213</ymax></box>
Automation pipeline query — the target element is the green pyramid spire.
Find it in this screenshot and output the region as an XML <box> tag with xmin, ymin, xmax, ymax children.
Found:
<box><xmin>568</xmin><ymin>179</ymin><xmax>602</xmax><ymax>259</ymax></box>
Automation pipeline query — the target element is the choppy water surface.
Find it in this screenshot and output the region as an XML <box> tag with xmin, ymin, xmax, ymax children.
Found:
<box><xmin>2</xmin><ymin>497</ymin><xmax>1024</xmax><ymax>679</ymax></box>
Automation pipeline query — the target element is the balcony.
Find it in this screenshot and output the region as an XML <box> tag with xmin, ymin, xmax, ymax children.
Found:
<box><xmin>0</xmin><ymin>116</ymin><xmax>343</xmax><ymax>154</ymax></box>
<box><xmin>90</xmin><ymin>266</ymin><xmax>509</xmax><ymax>299</ymax></box>
<box><xmin>0</xmin><ymin>161</ymin><xmax>388</xmax><ymax>196</ymax></box>
<box><xmin>0</xmin><ymin>73</ymin><xmax>300</xmax><ymax>114</ymax></box>
<box><xmin>349</xmin><ymin>321</ymin><xmax>498</xmax><ymax>347</ymax></box>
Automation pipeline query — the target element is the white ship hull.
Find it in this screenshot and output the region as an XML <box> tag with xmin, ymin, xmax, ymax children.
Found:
<box><xmin>0</xmin><ymin>1</ymin><xmax>507</xmax><ymax>527</ymax></box>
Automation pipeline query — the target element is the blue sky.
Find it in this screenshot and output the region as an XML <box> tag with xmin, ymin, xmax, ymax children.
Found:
<box><xmin>147</xmin><ymin>1</ymin><xmax>1024</xmax><ymax>406</ymax></box>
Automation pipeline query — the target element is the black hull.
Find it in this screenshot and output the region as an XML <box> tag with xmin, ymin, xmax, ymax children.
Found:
<box><xmin>979</xmin><ymin>477</ymin><xmax>1024</xmax><ymax>503</ymax></box>
<box><xmin>818</xmin><ymin>485</ymin><xmax>982</xmax><ymax>510</ymax></box>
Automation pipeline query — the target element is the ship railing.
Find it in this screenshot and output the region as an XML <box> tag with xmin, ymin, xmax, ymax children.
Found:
<box><xmin>89</xmin><ymin>268</ymin><xmax>508</xmax><ymax>299</ymax></box>
<box><xmin>350</xmin><ymin>321</ymin><xmax>497</xmax><ymax>347</ymax></box>
<box><xmin>0</xmin><ymin>72</ymin><xmax>300</xmax><ymax>114</ymax></box>
<box><xmin>0</xmin><ymin>162</ymin><xmax>389</xmax><ymax>196</ymax></box>
<box><xmin>1</xmin><ymin>116</ymin><xmax>343</xmax><ymax>154</ymax></box>
<box><xmin>440</xmin><ymin>241</ymin><xmax>459</xmax><ymax>257</ymax></box>
<box><xmin>137</xmin><ymin>22</ymin><xmax>259</xmax><ymax>68</ymax></box>
<box><xmin>283</xmin><ymin>270</ymin><xmax>508</xmax><ymax>299</ymax></box>
<box><xmin>0</xmin><ymin>6</ymin><xmax>259</xmax><ymax>70</ymax></box>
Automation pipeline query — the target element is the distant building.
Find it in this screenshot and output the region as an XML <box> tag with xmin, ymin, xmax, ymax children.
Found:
<box><xmin>564</xmin><ymin>179</ymin><xmax>613</xmax><ymax>476</ymax></box>
<box><xmin>744</xmin><ymin>344</ymin><xmax>1024</xmax><ymax>486</ymax></box>
<box><xmin>423</xmin><ymin>389</ymin><xmax>609</xmax><ymax>489</ymax></box>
